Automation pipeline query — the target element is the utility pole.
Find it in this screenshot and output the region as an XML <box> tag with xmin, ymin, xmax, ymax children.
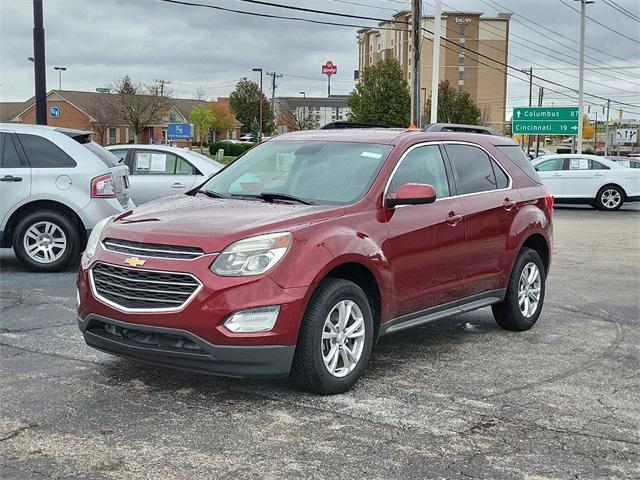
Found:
<box><xmin>32</xmin><ymin>0</ymin><xmax>47</xmax><ymax>125</ymax></box>
<box><xmin>266</xmin><ymin>71</ymin><xmax>283</xmax><ymax>119</ymax></box>
<box><xmin>410</xmin><ymin>0</ymin><xmax>422</xmax><ymax>127</ymax></box>
<box><xmin>154</xmin><ymin>79</ymin><xmax>171</xmax><ymax>96</ymax></box>
<box><xmin>252</xmin><ymin>68</ymin><xmax>263</xmax><ymax>141</ymax></box>
<box><xmin>430</xmin><ymin>0</ymin><xmax>442</xmax><ymax>125</ymax></box>
<box><xmin>604</xmin><ymin>99</ymin><xmax>610</xmax><ymax>156</ymax></box>
<box><xmin>575</xmin><ymin>0</ymin><xmax>593</xmax><ymax>154</ymax></box>
<box><xmin>535</xmin><ymin>87</ymin><xmax>544</xmax><ymax>158</ymax></box>
<box><xmin>522</xmin><ymin>67</ymin><xmax>533</xmax><ymax>153</ymax></box>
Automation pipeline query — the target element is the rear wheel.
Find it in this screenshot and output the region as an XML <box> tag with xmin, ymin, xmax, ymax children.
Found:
<box><xmin>292</xmin><ymin>278</ymin><xmax>374</xmax><ymax>394</ymax></box>
<box><xmin>12</xmin><ymin>210</ymin><xmax>80</xmax><ymax>272</ymax></box>
<box><xmin>492</xmin><ymin>247</ymin><xmax>546</xmax><ymax>331</ymax></box>
<box><xmin>596</xmin><ymin>185</ymin><xmax>624</xmax><ymax>211</ymax></box>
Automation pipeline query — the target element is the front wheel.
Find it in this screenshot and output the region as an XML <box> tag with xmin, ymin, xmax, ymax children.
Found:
<box><xmin>596</xmin><ymin>185</ymin><xmax>624</xmax><ymax>211</ymax></box>
<box><xmin>292</xmin><ymin>278</ymin><xmax>374</xmax><ymax>395</ymax></box>
<box><xmin>492</xmin><ymin>247</ymin><xmax>546</xmax><ymax>331</ymax></box>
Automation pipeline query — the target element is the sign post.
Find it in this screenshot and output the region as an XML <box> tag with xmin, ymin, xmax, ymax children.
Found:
<box><xmin>322</xmin><ymin>61</ymin><xmax>337</xmax><ymax>97</ymax></box>
<box><xmin>513</xmin><ymin>106</ymin><xmax>580</xmax><ymax>136</ymax></box>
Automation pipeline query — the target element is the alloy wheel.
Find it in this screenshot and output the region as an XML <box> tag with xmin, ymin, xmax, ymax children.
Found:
<box><xmin>23</xmin><ymin>221</ymin><xmax>67</xmax><ymax>264</ymax></box>
<box><xmin>601</xmin><ymin>189</ymin><xmax>622</xmax><ymax>209</ymax></box>
<box><xmin>321</xmin><ymin>300</ymin><xmax>366</xmax><ymax>378</ymax></box>
<box><xmin>518</xmin><ymin>262</ymin><xmax>541</xmax><ymax>318</ymax></box>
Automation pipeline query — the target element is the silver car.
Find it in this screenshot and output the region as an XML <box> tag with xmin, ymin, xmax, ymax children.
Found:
<box><xmin>0</xmin><ymin>123</ymin><xmax>132</xmax><ymax>272</ymax></box>
<box><xmin>106</xmin><ymin>145</ymin><xmax>223</xmax><ymax>204</ymax></box>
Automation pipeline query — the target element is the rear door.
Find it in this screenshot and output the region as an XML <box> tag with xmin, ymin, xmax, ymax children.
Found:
<box><xmin>128</xmin><ymin>149</ymin><xmax>199</xmax><ymax>204</ymax></box>
<box><xmin>0</xmin><ymin>132</ymin><xmax>32</xmax><ymax>226</ymax></box>
<box><xmin>385</xmin><ymin>144</ymin><xmax>466</xmax><ymax>317</ymax></box>
<box><xmin>563</xmin><ymin>157</ymin><xmax>610</xmax><ymax>198</ymax></box>
<box><xmin>534</xmin><ymin>158</ymin><xmax>566</xmax><ymax>197</ymax></box>
<box><xmin>444</xmin><ymin>143</ymin><xmax>519</xmax><ymax>299</ymax></box>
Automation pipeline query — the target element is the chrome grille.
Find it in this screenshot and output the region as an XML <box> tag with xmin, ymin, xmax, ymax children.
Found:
<box><xmin>102</xmin><ymin>238</ymin><xmax>204</xmax><ymax>260</ymax></box>
<box><xmin>91</xmin><ymin>263</ymin><xmax>201</xmax><ymax>311</ymax></box>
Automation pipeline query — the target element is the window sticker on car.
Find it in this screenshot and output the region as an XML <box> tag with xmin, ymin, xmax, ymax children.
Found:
<box><xmin>150</xmin><ymin>153</ymin><xmax>167</xmax><ymax>171</ymax></box>
<box><xmin>570</xmin><ymin>158</ymin><xmax>588</xmax><ymax>170</ymax></box>
<box><xmin>136</xmin><ymin>152</ymin><xmax>151</xmax><ymax>170</ymax></box>
<box><xmin>360</xmin><ymin>151</ymin><xmax>382</xmax><ymax>159</ymax></box>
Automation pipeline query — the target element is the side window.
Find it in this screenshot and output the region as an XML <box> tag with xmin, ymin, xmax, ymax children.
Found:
<box><xmin>492</xmin><ymin>160</ymin><xmax>509</xmax><ymax>189</ymax></box>
<box><xmin>589</xmin><ymin>160</ymin><xmax>609</xmax><ymax>170</ymax></box>
<box><xmin>389</xmin><ymin>145</ymin><xmax>450</xmax><ymax>198</ymax></box>
<box><xmin>109</xmin><ymin>149</ymin><xmax>128</xmax><ymax>164</ymax></box>
<box><xmin>132</xmin><ymin>151</ymin><xmax>178</xmax><ymax>175</ymax></box>
<box><xmin>1</xmin><ymin>133</ymin><xmax>23</xmax><ymax>168</ymax></box>
<box><xmin>535</xmin><ymin>159</ymin><xmax>563</xmax><ymax>171</ymax></box>
<box><xmin>446</xmin><ymin>144</ymin><xmax>497</xmax><ymax>195</ymax></box>
<box><xmin>175</xmin><ymin>157</ymin><xmax>195</xmax><ymax>175</ymax></box>
<box><xmin>17</xmin><ymin>134</ymin><xmax>76</xmax><ymax>168</ymax></box>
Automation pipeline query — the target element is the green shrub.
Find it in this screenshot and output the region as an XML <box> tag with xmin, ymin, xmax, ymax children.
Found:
<box><xmin>209</xmin><ymin>141</ymin><xmax>256</xmax><ymax>157</ymax></box>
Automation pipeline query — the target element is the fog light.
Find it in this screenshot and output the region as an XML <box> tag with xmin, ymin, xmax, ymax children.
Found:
<box><xmin>76</xmin><ymin>288</ymin><xmax>81</xmax><ymax>308</ymax></box>
<box><xmin>224</xmin><ymin>306</ymin><xmax>280</xmax><ymax>333</ymax></box>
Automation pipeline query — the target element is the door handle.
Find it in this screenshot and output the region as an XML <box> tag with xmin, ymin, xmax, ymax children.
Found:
<box><xmin>0</xmin><ymin>175</ymin><xmax>22</xmax><ymax>182</ymax></box>
<box><xmin>172</xmin><ymin>183</ymin><xmax>185</xmax><ymax>189</ymax></box>
<box><xmin>503</xmin><ymin>198</ymin><xmax>517</xmax><ymax>211</ymax></box>
<box><xmin>593</xmin><ymin>173</ymin><xmax>604</xmax><ymax>177</ymax></box>
<box><xmin>552</xmin><ymin>173</ymin><xmax>562</xmax><ymax>177</ymax></box>
<box><xmin>446</xmin><ymin>212</ymin><xmax>463</xmax><ymax>226</ymax></box>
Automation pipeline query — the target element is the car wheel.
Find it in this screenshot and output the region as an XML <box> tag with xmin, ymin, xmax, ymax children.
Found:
<box><xmin>596</xmin><ymin>185</ymin><xmax>624</xmax><ymax>211</ymax></box>
<box><xmin>492</xmin><ymin>247</ymin><xmax>546</xmax><ymax>332</ymax></box>
<box><xmin>12</xmin><ymin>210</ymin><xmax>80</xmax><ymax>272</ymax></box>
<box><xmin>292</xmin><ymin>278</ymin><xmax>374</xmax><ymax>395</ymax></box>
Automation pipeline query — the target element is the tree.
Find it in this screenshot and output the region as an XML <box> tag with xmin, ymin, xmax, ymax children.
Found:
<box><xmin>86</xmin><ymin>93</ymin><xmax>118</xmax><ymax>145</ymax></box>
<box><xmin>250</xmin><ymin>117</ymin><xmax>260</xmax><ymax>140</ymax></box>
<box><xmin>277</xmin><ymin>103</ymin><xmax>315</xmax><ymax>131</ymax></box>
<box><xmin>194</xmin><ymin>87</ymin><xmax>207</xmax><ymax>101</ymax></box>
<box><xmin>112</xmin><ymin>76</ymin><xmax>169</xmax><ymax>143</ymax></box>
<box><xmin>425</xmin><ymin>80</ymin><xmax>481</xmax><ymax>125</ymax></box>
<box><xmin>189</xmin><ymin>104</ymin><xmax>215</xmax><ymax>152</ymax></box>
<box><xmin>582</xmin><ymin>115</ymin><xmax>595</xmax><ymax>140</ymax></box>
<box><xmin>229</xmin><ymin>79</ymin><xmax>273</xmax><ymax>135</ymax></box>
<box><xmin>347</xmin><ymin>59</ymin><xmax>410</xmax><ymax>127</ymax></box>
<box><xmin>210</xmin><ymin>102</ymin><xmax>236</xmax><ymax>140</ymax></box>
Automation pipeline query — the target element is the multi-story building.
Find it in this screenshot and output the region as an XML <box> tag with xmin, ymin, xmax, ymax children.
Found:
<box><xmin>357</xmin><ymin>10</ymin><xmax>510</xmax><ymax>128</ymax></box>
<box><xmin>275</xmin><ymin>95</ymin><xmax>351</xmax><ymax>131</ymax></box>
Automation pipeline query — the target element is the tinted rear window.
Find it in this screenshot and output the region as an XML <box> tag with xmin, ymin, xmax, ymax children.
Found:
<box><xmin>497</xmin><ymin>145</ymin><xmax>542</xmax><ymax>184</ymax></box>
<box><xmin>83</xmin><ymin>141</ymin><xmax>119</xmax><ymax>167</ymax></box>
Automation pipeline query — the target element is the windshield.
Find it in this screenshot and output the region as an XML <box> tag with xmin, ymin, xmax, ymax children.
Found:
<box><xmin>200</xmin><ymin>140</ymin><xmax>392</xmax><ymax>205</ymax></box>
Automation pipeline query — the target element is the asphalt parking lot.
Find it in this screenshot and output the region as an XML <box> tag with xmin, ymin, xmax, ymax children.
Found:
<box><xmin>1</xmin><ymin>205</ymin><xmax>639</xmax><ymax>480</ymax></box>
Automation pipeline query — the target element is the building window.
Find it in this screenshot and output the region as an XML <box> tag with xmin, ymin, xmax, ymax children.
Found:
<box><xmin>459</xmin><ymin>70</ymin><xmax>464</xmax><ymax>80</ymax></box>
<box><xmin>459</xmin><ymin>85</ymin><xmax>464</xmax><ymax>92</ymax></box>
<box><xmin>459</xmin><ymin>27</ymin><xmax>465</xmax><ymax>37</ymax></box>
<box><xmin>459</xmin><ymin>56</ymin><xmax>464</xmax><ymax>65</ymax></box>
<box><xmin>108</xmin><ymin>128</ymin><xmax>118</xmax><ymax>145</ymax></box>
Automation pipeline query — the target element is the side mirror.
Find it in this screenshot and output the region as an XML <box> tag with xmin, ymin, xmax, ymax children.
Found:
<box><xmin>385</xmin><ymin>183</ymin><xmax>437</xmax><ymax>208</ymax></box>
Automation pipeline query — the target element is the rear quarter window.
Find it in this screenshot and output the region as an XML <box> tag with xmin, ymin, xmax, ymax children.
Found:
<box><xmin>496</xmin><ymin>145</ymin><xmax>542</xmax><ymax>184</ymax></box>
<box><xmin>17</xmin><ymin>133</ymin><xmax>77</xmax><ymax>168</ymax></box>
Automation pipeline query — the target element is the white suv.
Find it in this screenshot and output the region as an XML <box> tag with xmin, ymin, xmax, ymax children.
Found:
<box><xmin>0</xmin><ymin>123</ymin><xmax>133</xmax><ymax>272</ymax></box>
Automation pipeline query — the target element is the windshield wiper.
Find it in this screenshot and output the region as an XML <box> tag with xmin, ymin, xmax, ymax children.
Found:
<box><xmin>197</xmin><ymin>190</ymin><xmax>226</xmax><ymax>198</ymax></box>
<box><xmin>228</xmin><ymin>192</ymin><xmax>314</xmax><ymax>205</ymax></box>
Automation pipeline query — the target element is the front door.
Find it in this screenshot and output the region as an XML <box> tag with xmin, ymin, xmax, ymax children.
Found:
<box><xmin>384</xmin><ymin>144</ymin><xmax>466</xmax><ymax>318</ymax></box>
<box><xmin>534</xmin><ymin>157</ymin><xmax>567</xmax><ymax>198</ymax></box>
<box><xmin>0</xmin><ymin>133</ymin><xmax>32</xmax><ymax>226</ymax></box>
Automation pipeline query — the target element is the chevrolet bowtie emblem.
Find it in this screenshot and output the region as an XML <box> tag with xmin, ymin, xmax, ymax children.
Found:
<box><xmin>124</xmin><ymin>257</ymin><xmax>146</xmax><ymax>267</ymax></box>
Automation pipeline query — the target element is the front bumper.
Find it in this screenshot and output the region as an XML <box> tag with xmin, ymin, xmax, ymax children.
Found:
<box><xmin>79</xmin><ymin>314</ymin><xmax>296</xmax><ymax>378</ymax></box>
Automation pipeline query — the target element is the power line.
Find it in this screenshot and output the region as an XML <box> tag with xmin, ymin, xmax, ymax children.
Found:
<box><xmin>558</xmin><ymin>0</ymin><xmax>640</xmax><ymax>44</ymax></box>
<box><xmin>328</xmin><ymin>0</ymin><xmax>397</xmax><ymax>11</ymax></box>
<box><xmin>601</xmin><ymin>0</ymin><xmax>640</xmax><ymax>23</ymax></box>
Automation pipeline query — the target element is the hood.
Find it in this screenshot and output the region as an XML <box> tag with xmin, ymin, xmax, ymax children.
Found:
<box><xmin>103</xmin><ymin>194</ymin><xmax>345</xmax><ymax>252</ymax></box>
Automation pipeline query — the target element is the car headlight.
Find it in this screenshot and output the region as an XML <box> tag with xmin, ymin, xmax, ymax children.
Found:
<box><xmin>211</xmin><ymin>232</ymin><xmax>292</xmax><ymax>276</ymax></box>
<box><xmin>84</xmin><ymin>216</ymin><xmax>113</xmax><ymax>258</ymax></box>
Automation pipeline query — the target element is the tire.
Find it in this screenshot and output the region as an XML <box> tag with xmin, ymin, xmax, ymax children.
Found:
<box><xmin>595</xmin><ymin>185</ymin><xmax>624</xmax><ymax>211</ymax></box>
<box><xmin>12</xmin><ymin>210</ymin><xmax>81</xmax><ymax>272</ymax></box>
<box><xmin>492</xmin><ymin>247</ymin><xmax>546</xmax><ymax>332</ymax></box>
<box><xmin>292</xmin><ymin>278</ymin><xmax>374</xmax><ymax>395</ymax></box>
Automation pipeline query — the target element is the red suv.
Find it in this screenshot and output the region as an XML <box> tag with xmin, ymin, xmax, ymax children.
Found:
<box><xmin>77</xmin><ymin>130</ymin><xmax>553</xmax><ymax>394</ymax></box>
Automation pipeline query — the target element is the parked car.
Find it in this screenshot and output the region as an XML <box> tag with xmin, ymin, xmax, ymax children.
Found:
<box><xmin>532</xmin><ymin>154</ymin><xmax>640</xmax><ymax>210</ymax></box>
<box><xmin>526</xmin><ymin>147</ymin><xmax>552</xmax><ymax>159</ymax></box>
<box><xmin>0</xmin><ymin>123</ymin><xmax>132</xmax><ymax>272</ymax></box>
<box><xmin>106</xmin><ymin>145</ymin><xmax>222</xmax><ymax>205</ymax></box>
<box><xmin>77</xmin><ymin>129</ymin><xmax>553</xmax><ymax>394</ymax></box>
<box><xmin>608</xmin><ymin>157</ymin><xmax>640</xmax><ymax>169</ymax></box>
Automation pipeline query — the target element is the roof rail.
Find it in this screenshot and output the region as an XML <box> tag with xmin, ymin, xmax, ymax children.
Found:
<box><xmin>423</xmin><ymin>123</ymin><xmax>502</xmax><ymax>136</ymax></box>
<box><xmin>320</xmin><ymin>121</ymin><xmax>389</xmax><ymax>130</ymax></box>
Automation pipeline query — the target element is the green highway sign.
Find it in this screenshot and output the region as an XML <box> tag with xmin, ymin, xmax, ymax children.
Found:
<box><xmin>512</xmin><ymin>106</ymin><xmax>579</xmax><ymax>135</ymax></box>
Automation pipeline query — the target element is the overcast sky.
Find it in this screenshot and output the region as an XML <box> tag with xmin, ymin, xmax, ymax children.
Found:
<box><xmin>1</xmin><ymin>0</ymin><xmax>639</xmax><ymax>119</ymax></box>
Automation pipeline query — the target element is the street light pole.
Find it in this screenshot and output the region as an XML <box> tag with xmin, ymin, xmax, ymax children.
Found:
<box><xmin>32</xmin><ymin>0</ymin><xmax>47</xmax><ymax>125</ymax></box>
<box><xmin>299</xmin><ymin>91</ymin><xmax>306</xmax><ymax>130</ymax></box>
<box><xmin>54</xmin><ymin>66</ymin><xmax>66</xmax><ymax>90</ymax></box>
<box><xmin>252</xmin><ymin>68</ymin><xmax>263</xmax><ymax>141</ymax></box>
<box><xmin>575</xmin><ymin>0</ymin><xmax>593</xmax><ymax>154</ymax></box>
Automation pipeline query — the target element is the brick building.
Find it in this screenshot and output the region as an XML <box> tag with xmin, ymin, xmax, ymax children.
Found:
<box><xmin>0</xmin><ymin>90</ymin><xmax>242</xmax><ymax>146</ymax></box>
<box><xmin>357</xmin><ymin>10</ymin><xmax>510</xmax><ymax>129</ymax></box>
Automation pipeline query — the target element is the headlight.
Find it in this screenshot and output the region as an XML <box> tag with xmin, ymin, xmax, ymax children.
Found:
<box><xmin>211</xmin><ymin>232</ymin><xmax>292</xmax><ymax>276</ymax></box>
<box><xmin>84</xmin><ymin>216</ymin><xmax>113</xmax><ymax>258</ymax></box>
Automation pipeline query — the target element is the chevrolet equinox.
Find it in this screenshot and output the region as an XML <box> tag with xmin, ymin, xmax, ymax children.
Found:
<box><xmin>77</xmin><ymin>129</ymin><xmax>553</xmax><ymax>394</ymax></box>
